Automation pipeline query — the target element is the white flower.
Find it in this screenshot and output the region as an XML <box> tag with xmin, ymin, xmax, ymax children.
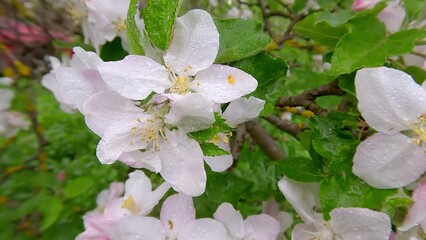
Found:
<box><xmin>214</xmin><ymin>202</ymin><xmax>281</xmax><ymax>240</ymax></box>
<box><xmin>0</xmin><ymin>89</ymin><xmax>14</xmax><ymax>111</ymax></box>
<box><xmin>278</xmin><ymin>177</ymin><xmax>392</xmax><ymax>240</ymax></box>
<box><xmin>97</xmin><ymin>9</ymin><xmax>258</xmax><ymax>104</ymax></box>
<box><xmin>353</xmin><ymin>67</ymin><xmax>426</xmax><ymax>188</ymax></box>
<box><xmin>222</xmin><ymin>96</ymin><xmax>265</xmax><ymax>127</ymax></box>
<box><xmin>262</xmin><ymin>198</ymin><xmax>293</xmax><ymax>240</ymax></box>
<box><xmin>399</xmin><ymin>181</ymin><xmax>426</xmax><ymax>233</ymax></box>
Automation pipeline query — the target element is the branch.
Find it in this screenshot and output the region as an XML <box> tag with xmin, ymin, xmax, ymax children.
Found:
<box><xmin>245</xmin><ymin>120</ymin><xmax>286</xmax><ymax>161</ymax></box>
<box><xmin>275</xmin><ymin>80</ymin><xmax>345</xmax><ymax>115</ymax></box>
<box><xmin>258</xmin><ymin>0</ymin><xmax>274</xmax><ymax>38</ymax></box>
<box><xmin>263</xmin><ymin>116</ymin><xmax>303</xmax><ymax>138</ymax></box>
<box><xmin>230</xmin><ymin>124</ymin><xmax>248</xmax><ymax>161</ymax></box>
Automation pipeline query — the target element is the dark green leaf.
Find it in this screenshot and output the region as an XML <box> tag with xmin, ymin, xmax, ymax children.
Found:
<box><xmin>143</xmin><ymin>0</ymin><xmax>180</xmax><ymax>50</ymax></box>
<box><xmin>40</xmin><ymin>197</ymin><xmax>63</xmax><ymax>231</ymax></box>
<box><xmin>190</xmin><ymin>113</ymin><xmax>232</xmax><ymax>142</ymax></box>
<box><xmin>126</xmin><ymin>0</ymin><xmax>144</xmax><ymax>54</ymax></box>
<box><xmin>405</xmin><ymin>66</ymin><xmax>426</xmax><ymax>84</ymax></box>
<box><xmin>403</xmin><ymin>0</ymin><xmax>425</xmax><ymax>20</ymax></box>
<box><xmin>64</xmin><ymin>176</ymin><xmax>95</xmax><ymax>199</ymax></box>
<box><xmin>214</xmin><ymin>18</ymin><xmax>271</xmax><ymax>63</ymax></box>
<box><xmin>278</xmin><ymin>157</ymin><xmax>327</xmax><ymax>182</ymax></box>
<box><xmin>386</xmin><ymin>29</ymin><xmax>426</xmax><ymax>56</ymax></box>
<box><xmin>200</xmin><ymin>142</ymin><xmax>230</xmax><ymax>157</ymax></box>
<box><xmin>100</xmin><ymin>37</ymin><xmax>128</xmax><ymax>61</ymax></box>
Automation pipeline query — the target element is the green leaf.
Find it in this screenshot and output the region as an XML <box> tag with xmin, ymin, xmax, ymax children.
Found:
<box><xmin>278</xmin><ymin>157</ymin><xmax>327</xmax><ymax>182</ymax></box>
<box><xmin>385</xmin><ymin>29</ymin><xmax>426</xmax><ymax>56</ymax></box>
<box><xmin>64</xmin><ymin>176</ymin><xmax>94</xmax><ymax>199</ymax></box>
<box><xmin>230</xmin><ymin>52</ymin><xmax>288</xmax><ymax>115</ymax></box>
<box><xmin>200</xmin><ymin>142</ymin><xmax>229</xmax><ymax>157</ymax></box>
<box><xmin>338</xmin><ymin>73</ymin><xmax>356</xmax><ymax>96</ymax></box>
<box><xmin>294</xmin><ymin>12</ymin><xmax>349</xmax><ymax>47</ymax></box>
<box><xmin>331</xmin><ymin>16</ymin><xmax>387</xmax><ymax>75</ymax></box>
<box><xmin>316</xmin><ymin>0</ymin><xmax>338</xmax><ymax>11</ymax></box>
<box><xmin>382</xmin><ymin>192</ymin><xmax>412</xmax><ymax>222</ymax></box>
<box><xmin>143</xmin><ymin>0</ymin><xmax>180</xmax><ymax>50</ymax></box>
<box><xmin>126</xmin><ymin>0</ymin><xmax>144</xmax><ymax>54</ymax></box>
<box><xmin>214</xmin><ymin>18</ymin><xmax>271</xmax><ymax>63</ymax></box>
<box><xmin>403</xmin><ymin>0</ymin><xmax>426</xmax><ymax>20</ymax></box>
<box><xmin>319</xmin><ymin>175</ymin><xmax>396</xmax><ymax>219</ymax></box>
<box><xmin>100</xmin><ymin>37</ymin><xmax>128</xmax><ymax>61</ymax></box>
<box><xmin>190</xmin><ymin>113</ymin><xmax>232</xmax><ymax>142</ymax></box>
<box><xmin>39</xmin><ymin>197</ymin><xmax>63</xmax><ymax>231</ymax></box>
<box><xmin>405</xmin><ymin>66</ymin><xmax>426</xmax><ymax>84</ymax></box>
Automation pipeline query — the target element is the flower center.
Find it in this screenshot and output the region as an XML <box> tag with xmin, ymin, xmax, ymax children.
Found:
<box><xmin>114</xmin><ymin>18</ymin><xmax>126</xmax><ymax>32</ymax></box>
<box><xmin>121</xmin><ymin>195</ymin><xmax>140</xmax><ymax>214</ymax></box>
<box><xmin>303</xmin><ymin>222</ymin><xmax>334</xmax><ymax>240</ymax></box>
<box><xmin>167</xmin><ymin>65</ymin><xmax>193</xmax><ymax>95</ymax></box>
<box><xmin>410</xmin><ymin>114</ymin><xmax>426</xmax><ymax>149</ymax></box>
<box><xmin>67</xmin><ymin>3</ymin><xmax>86</xmax><ymax>24</ymax></box>
<box><xmin>130</xmin><ymin>116</ymin><xmax>164</xmax><ymax>152</ymax></box>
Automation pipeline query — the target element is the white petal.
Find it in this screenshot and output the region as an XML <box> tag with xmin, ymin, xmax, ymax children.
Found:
<box><xmin>158</xmin><ymin>130</ymin><xmax>206</xmax><ymax>196</ymax></box>
<box><xmin>353</xmin><ymin>133</ymin><xmax>426</xmax><ymax>188</ymax></box>
<box><xmin>355</xmin><ymin>67</ymin><xmax>426</xmax><ymax>133</ymax></box>
<box><xmin>83</xmin><ymin>91</ymin><xmax>143</xmax><ymax>136</ymax></box>
<box><xmin>277</xmin><ymin>177</ymin><xmax>320</xmax><ymax>223</ymax></box>
<box><xmin>164</xmin><ymin>93</ymin><xmax>215</xmax><ymax>132</ymax></box>
<box><xmin>124</xmin><ymin>170</ymin><xmax>153</xmax><ymax>206</ymax></box>
<box><xmin>222</xmin><ymin>96</ymin><xmax>265</xmax><ymax>127</ymax></box>
<box><xmin>0</xmin><ymin>77</ymin><xmax>13</xmax><ymax>86</ymax></box>
<box><xmin>98</xmin><ymin>55</ymin><xmax>171</xmax><ymax>100</ymax></box>
<box><xmin>119</xmin><ymin>151</ymin><xmax>162</xmax><ymax>173</ymax></box>
<box><xmin>330</xmin><ymin>208</ymin><xmax>391</xmax><ymax>240</ymax></box>
<box><xmin>70</xmin><ymin>47</ymin><xmax>103</xmax><ymax>69</ymax></box>
<box><xmin>55</xmin><ymin>67</ymin><xmax>110</xmax><ymax>111</ymax></box>
<box><xmin>177</xmin><ymin>218</ymin><xmax>230</xmax><ymax>240</ymax></box>
<box><xmin>163</xmin><ymin>9</ymin><xmax>219</xmax><ymax>76</ymax></box>
<box><xmin>291</xmin><ymin>223</ymin><xmax>329</xmax><ymax>240</ymax></box>
<box><xmin>0</xmin><ymin>89</ymin><xmax>14</xmax><ymax>111</ymax></box>
<box><xmin>399</xmin><ymin>182</ymin><xmax>426</xmax><ymax>231</ymax></box>
<box><xmin>160</xmin><ymin>193</ymin><xmax>195</xmax><ymax>239</ymax></box>
<box><xmin>41</xmin><ymin>71</ymin><xmax>76</xmax><ymax>112</ymax></box>
<box><xmin>116</xmin><ymin>216</ymin><xmax>166</xmax><ymax>240</ymax></box>
<box><xmin>244</xmin><ymin>214</ymin><xmax>281</xmax><ymax>240</ymax></box>
<box><xmin>190</xmin><ymin>65</ymin><xmax>258</xmax><ymax>103</ymax></box>
<box><xmin>204</xmin><ymin>134</ymin><xmax>233</xmax><ymax>172</ymax></box>
<box><xmin>213</xmin><ymin>203</ymin><xmax>245</xmax><ymax>239</ymax></box>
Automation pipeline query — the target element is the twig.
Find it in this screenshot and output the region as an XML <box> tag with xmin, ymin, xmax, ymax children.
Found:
<box><xmin>230</xmin><ymin>124</ymin><xmax>248</xmax><ymax>161</ymax></box>
<box><xmin>263</xmin><ymin>116</ymin><xmax>303</xmax><ymax>138</ymax></box>
<box><xmin>258</xmin><ymin>0</ymin><xmax>274</xmax><ymax>38</ymax></box>
<box><xmin>245</xmin><ymin>120</ymin><xmax>286</xmax><ymax>161</ymax></box>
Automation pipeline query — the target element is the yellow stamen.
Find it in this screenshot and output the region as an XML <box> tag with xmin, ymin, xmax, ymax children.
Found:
<box><xmin>121</xmin><ymin>196</ymin><xmax>139</xmax><ymax>214</ymax></box>
<box><xmin>227</xmin><ymin>75</ymin><xmax>235</xmax><ymax>85</ymax></box>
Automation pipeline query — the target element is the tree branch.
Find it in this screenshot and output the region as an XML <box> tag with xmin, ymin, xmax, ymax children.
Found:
<box><xmin>263</xmin><ymin>115</ymin><xmax>303</xmax><ymax>138</ymax></box>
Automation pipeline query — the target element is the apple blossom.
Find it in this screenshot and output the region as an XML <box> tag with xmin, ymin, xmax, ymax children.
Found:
<box><xmin>262</xmin><ymin>198</ymin><xmax>293</xmax><ymax>240</ymax></box>
<box><xmin>353</xmin><ymin>67</ymin><xmax>426</xmax><ymax>188</ymax></box>
<box><xmin>278</xmin><ymin>177</ymin><xmax>392</xmax><ymax>240</ymax></box>
<box><xmin>399</xmin><ymin>181</ymin><xmax>426</xmax><ymax>233</ymax></box>
<box><xmin>0</xmin><ymin>89</ymin><xmax>13</xmax><ymax>111</ymax></box>
<box><xmin>97</xmin><ymin>9</ymin><xmax>258</xmax><ymax>105</ymax></box>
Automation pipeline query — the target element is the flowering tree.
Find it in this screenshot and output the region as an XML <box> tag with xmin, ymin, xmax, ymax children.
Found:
<box><xmin>1</xmin><ymin>0</ymin><xmax>426</xmax><ymax>239</ymax></box>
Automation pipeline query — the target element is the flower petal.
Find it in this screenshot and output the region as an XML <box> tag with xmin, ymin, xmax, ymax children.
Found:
<box><xmin>330</xmin><ymin>208</ymin><xmax>391</xmax><ymax>240</ymax></box>
<box><xmin>399</xmin><ymin>182</ymin><xmax>426</xmax><ymax>231</ymax></box>
<box><xmin>41</xmin><ymin>71</ymin><xmax>76</xmax><ymax>113</ymax></box>
<box><xmin>0</xmin><ymin>89</ymin><xmax>14</xmax><ymax>111</ymax></box>
<box><xmin>190</xmin><ymin>64</ymin><xmax>258</xmax><ymax>103</ymax></box>
<box><xmin>203</xmin><ymin>134</ymin><xmax>233</xmax><ymax>172</ymax></box>
<box><xmin>355</xmin><ymin>67</ymin><xmax>426</xmax><ymax>133</ymax></box>
<box><xmin>119</xmin><ymin>151</ymin><xmax>162</xmax><ymax>173</ymax></box>
<box><xmin>213</xmin><ymin>202</ymin><xmax>245</xmax><ymax>239</ymax></box>
<box><xmin>98</xmin><ymin>55</ymin><xmax>171</xmax><ymax>100</ymax></box>
<box><xmin>116</xmin><ymin>216</ymin><xmax>166</xmax><ymax>240</ymax></box>
<box><xmin>70</xmin><ymin>47</ymin><xmax>103</xmax><ymax>69</ymax></box>
<box><xmin>353</xmin><ymin>133</ymin><xmax>426</xmax><ymax>188</ymax></box>
<box><xmin>291</xmin><ymin>223</ymin><xmax>329</xmax><ymax>240</ymax></box>
<box><xmin>158</xmin><ymin>130</ymin><xmax>206</xmax><ymax>196</ymax></box>
<box><xmin>160</xmin><ymin>193</ymin><xmax>196</xmax><ymax>239</ymax></box>
<box><xmin>177</xmin><ymin>218</ymin><xmax>230</xmax><ymax>240</ymax></box>
<box><xmin>277</xmin><ymin>177</ymin><xmax>320</xmax><ymax>224</ymax></box>
<box><xmin>222</xmin><ymin>96</ymin><xmax>265</xmax><ymax>127</ymax></box>
<box><xmin>244</xmin><ymin>214</ymin><xmax>281</xmax><ymax>240</ymax></box>
<box><xmin>83</xmin><ymin>91</ymin><xmax>143</xmax><ymax>136</ymax></box>
<box><xmin>163</xmin><ymin>9</ymin><xmax>219</xmax><ymax>76</ymax></box>
<box><xmin>164</xmin><ymin>93</ymin><xmax>215</xmax><ymax>132</ymax></box>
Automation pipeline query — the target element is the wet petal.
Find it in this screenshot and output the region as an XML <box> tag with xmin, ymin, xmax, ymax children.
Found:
<box><xmin>98</xmin><ymin>55</ymin><xmax>171</xmax><ymax>100</ymax></box>
<box><xmin>177</xmin><ymin>218</ymin><xmax>230</xmax><ymax>240</ymax></box>
<box><xmin>204</xmin><ymin>134</ymin><xmax>233</xmax><ymax>172</ymax></box>
<box><xmin>0</xmin><ymin>89</ymin><xmax>14</xmax><ymax>111</ymax></box>
<box><xmin>165</xmin><ymin>93</ymin><xmax>215</xmax><ymax>132</ymax></box>
<box><xmin>41</xmin><ymin>71</ymin><xmax>76</xmax><ymax>113</ymax></box>
<box><xmin>222</xmin><ymin>96</ymin><xmax>265</xmax><ymax>127</ymax></box>
<box><xmin>119</xmin><ymin>151</ymin><xmax>162</xmax><ymax>173</ymax></box>
<box><xmin>190</xmin><ymin>64</ymin><xmax>258</xmax><ymax>103</ymax></box>
<box><xmin>292</xmin><ymin>223</ymin><xmax>328</xmax><ymax>240</ymax></box>
<box><xmin>355</xmin><ymin>67</ymin><xmax>426</xmax><ymax>133</ymax></box>
<box><xmin>399</xmin><ymin>182</ymin><xmax>426</xmax><ymax>231</ymax></box>
<box><xmin>353</xmin><ymin>133</ymin><xmax>426</xmax><ymax>188</ymax></box>
<box><xmin>163</xmin><ymin>9</ymin><xmax>219</xmax><ymax>76</ymax></box>
<box><xmin>330</xmin><ymin>208</ymin><xmax>391</xmax><ymax>240</ymax></box>
<box><xmin>116</xmin><ymin>216</ymin><xmax>166</xmax><ymax>240</ymax></box>
<box><xmin>160</xmin><ymin>193</ymin><xmax>196</xmax><ymax>238</ymax></box>
<box><xmin>158</xmin><ymin>130</ymin><xmax>206</xmax><ymax>196</ymax></box>
<box><xmin>244</xmin><ymin>214</ymin><xmax>281</xmax><ymax>240</ymax></box>
<box><xmin>213</xmin><ymin>202</ymin><xmax>245</xmax><ymax>239</ymax></box>
<box><xmin>70</xmin><ymin>47</ymin><xmax>103</xmax><ymax>69</ymax></box>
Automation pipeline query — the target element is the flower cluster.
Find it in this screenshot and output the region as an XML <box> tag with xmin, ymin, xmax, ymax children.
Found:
<box><xmin>77</xmin><ymin>170</ymin><xmax>284</xmax><ymax>240</ymax></box>
<box><xmin>42</xmin><ymin>9</ymin><xmax>264</xmax><ymax>196</ymax></box>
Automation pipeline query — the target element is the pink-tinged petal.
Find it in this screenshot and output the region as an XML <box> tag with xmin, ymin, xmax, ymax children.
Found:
<box><xmin>119</xmin><ymin>151</ymin><xmax>162</xmax><ymax>173</ymax></box>
<box><xmin>213</xmin><ymin>202</ymin><xmax>245</xmax><ymax>239</ymax></box>
<box><xmin>351</xmin><ymin>0</ymin><xmax>380</xmax><ymax>11</ymax></box>
<box><xmin>291</xmin><ymin>223</ymin><xmax>329</xmax><ymax>240</ymax></box>
<box><xmin>190</xmin><ymin>64</ymin><xmax>258</xmax><ymax>103</ymax></box>
<box><xmin>41</xmin><ymin>71</ymin><xmax>76</xmax><ymax>113</ymax></box>
<box><xmin>330</xmin><ymin>208</ymin><xmax>391</xmax><ymax>240</ymax></box>
<box><xmin>399</xmin><ymin>182</ymin><xmax>426</xmax><ymax>231</ymax></box>
<box><xmin>70</xmin><ymin>47</ymin><xmax>103</xmax><ymax>69</ymax></box>
<box><xmin>353</xmin><ymin>133</ymin><xmax>426</xmax><ymax>189</ymax></box>
<box><xmin>222</xmin><ymin>96</ymin><xmax>265</xmax><ymax>127</ymax></box>
<box><xmin>277</xmin><ymin>177</ymin><xmax>320</xmax><ymax>223</ymax></box>
<box><xmin>158</xmin><ymin>130</ymin><xmax>206</xmax><ymax>196</ymax></box>
<box><xmin>0</xmin><ymin>89</ymin><xmax>14</xmax><ymax>111</ymax></box>
<box><xmin>244</xmin><ymin>214</ymin><xmax>281</xmax><ymax>240</ymax></box>
<box><xmin>262</xmin><ymin>199</ymin><xmax>293</xmax><ymax>237</ymax></box>
<box><xmin>98</xmin><ymin>55</ymin><xmax>171</xmax><ymax>100</ymax></box>
<box><xmin>177</xmin><ymin>218</ymin><xmax>230</xmax><ymax>240</ymax></box>
<box><xmin>83</xmin><ymin>91</ymin><xmax>143</xmax><ymax>136</ymax></box>
<box><xmin>204</xmin><ymin>154</ymin><xmax>233</xmax><ymax>172</ymax></box>
<box><xmin>160</xmin><ymin>193</ymin><xmax>196</xmax><ymax>239</ymax></box>
<box><xmin>116</xmin><ymin>216</ymin><xmax>166</xmax><ymax>240</ymax></box>
<box><xmin>163</xmin><ymin>9</ymin><xmax>219</xmax><ymax>76</ymax></box>
<box><xmin>96</xmin><ymin>120</ymin><xmax>149</xmax><ymax>164</ymax></box>
<box><xmin>55</xmin><ymin>67</ymin><xmax>110</xmax><ymax>111</ymax></box>
<box><xmin>165</xmin><ymin>93</ymin><xmax>215</xmax><ymax>132</ymax></box>
<box><xmin>355</xmin><ymin>67</ymin><xmax>426</xmax><ymax>134</ymax></box>
<box><xmin>378</xmin><ymin>1</ymin><xmax>405</xmax><ymax>33</ymax></box>
<box><xmin>1</xmin><ymin>111</ymin><xmax>29</xmax><ymax>138</ymax></box>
